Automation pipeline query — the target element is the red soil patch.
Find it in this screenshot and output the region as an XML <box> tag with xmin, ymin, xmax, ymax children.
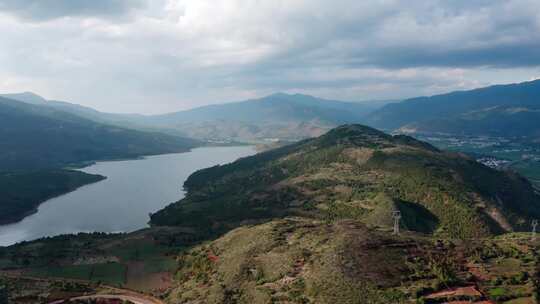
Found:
<box><xmin>425</xmin><ymin>286</ymin><xmax>482</xmax><ymax>299</ymax></box>
<box><xmin>444</xmin><ymin>301</ymin><xmax>495</xmax><ymax>304</ymax></box>
<box><xmin>125</xmin><ymin>261</ymin><xmax>172</xmax><ymax>292</ymax></box>
<box><xmin>467</xmin><ymin>262</ymin><xmax>490</xmax><ymax>281</ymax></box>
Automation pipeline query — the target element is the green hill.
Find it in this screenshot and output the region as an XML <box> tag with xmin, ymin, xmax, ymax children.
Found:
<box><xmin>151</xmin><ymin>124</ymin><xmax>540</xmax><ymax>239</ymax></box>
<box><xmin>166</xmin><ymin>219</ymin><xmax>538</xmax><ymax>304</ymax></box>
<box><xmin>0</xmin><ymin>96</ymin><xmax>199</xmax><ymax>171</ymax></box>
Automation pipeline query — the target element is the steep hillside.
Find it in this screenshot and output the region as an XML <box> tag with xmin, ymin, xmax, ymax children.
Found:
<box><xmin>368</xmin><ymin>79</ymin><xmax>540</xmax><ymax>136</ymax></box>
<box><xmin>168</xmin><ymin>219</ymin><xmax>424</xmax><ymax>303</ymax></box>
<box><xmin>398</xmin><ymin>105</ymin><xmax>540</xmax><ymax>137</ymax></box>
<box><xmin>0</xmin><ymin>97</ymin><xmax>199</xmax><ymax>171</ymax></box>
<box><xmin>151</xmin><ymin>124</ymin><xmax>540</xmax><ymax>239</ymax></box>
<box><xmin>167</xmin><ymin>219</ymin><xmax>539</xmax><ymax>304</ymax></box>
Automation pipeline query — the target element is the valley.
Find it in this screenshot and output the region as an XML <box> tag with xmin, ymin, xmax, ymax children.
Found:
<box><xmin>2</xmin><ymin>124</ymin><xmax>540</xmax><ymax>303</ymax></box>
<box><xmin>0</xmin><ymin>146</ymin><xmax>255</xmax><ymax>246</ymax></box>
<box><xmin>2</xmin><ymin>82</ymin><xmax>540</xmax><ymax>303</ymax></box>
<box><xmin>2</xmin><ymin>2</ymin><xmax>540</xmax><ymax>303</ymax></box>
<box><xmin>411</xmin><ymin>133</ymin><xmax>540</xmax><ymax>188</ymax></box>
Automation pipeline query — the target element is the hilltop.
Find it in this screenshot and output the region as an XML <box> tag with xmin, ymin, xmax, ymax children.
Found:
<box><xmin>151</xmin><ymin>124</ymin><xmax>540</xmax><ymax>239</ymax></box>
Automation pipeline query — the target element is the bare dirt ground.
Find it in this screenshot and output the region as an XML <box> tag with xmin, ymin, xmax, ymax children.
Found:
<box><xmin>51</xmin><ymin>293</ymin><xmax>164</xmax><ymax>304</ymax></box>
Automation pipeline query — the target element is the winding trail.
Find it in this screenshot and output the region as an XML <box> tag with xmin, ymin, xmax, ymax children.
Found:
<box><xmin>51</xmin><ymin>294</ymin><xmax>164</xmax><ymax>304</ymax></box>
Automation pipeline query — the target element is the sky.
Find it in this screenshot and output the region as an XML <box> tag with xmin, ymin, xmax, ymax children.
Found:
<box><xmin>1</xmin><ymin>0</ymin><xmax>540</xmax><ymax>114</ymax></box>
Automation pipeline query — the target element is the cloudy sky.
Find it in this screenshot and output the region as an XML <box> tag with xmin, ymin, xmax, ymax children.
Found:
<box><xmin>1</xmin><ymin>0</ymin><xmax>540</xmax><ymax>114</ymax></box>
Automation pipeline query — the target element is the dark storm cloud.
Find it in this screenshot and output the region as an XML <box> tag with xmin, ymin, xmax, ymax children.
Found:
<box><xmin>0</xmin><ymin>0</ymin><xmax>145</xmax><ymax>21</ymax></box>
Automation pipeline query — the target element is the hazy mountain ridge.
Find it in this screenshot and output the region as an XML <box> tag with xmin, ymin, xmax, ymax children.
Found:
<box><xmin>2</xmin><ymin>91</ymin><xmax>382</xmax><ymax>142</ymax></box>
<box><xmin>138</xmin><ymin>93</ymin><xmax>379</xmax><ymax>141</ymax></box>
<box><xmin>150</xmin><ymin>93</ymin><xmax>373</xmax><ymax>124</ymax></box>
<box><xmin>0</xmin><ymin>96</ymin><xmax>198</xmax><ymax>171</ymax></box>
<box><xmin>368</xmin><ymin>79</ymin><xmax>540</xmax><ymax>136</ymax></box>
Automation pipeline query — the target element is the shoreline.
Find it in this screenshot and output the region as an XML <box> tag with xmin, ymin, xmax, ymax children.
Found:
<box><xmin>0</xmin><ymin>172</ymin><xmax>107</xmax><ymax>227</ymax></box>
<box><xmin>0</xmin><ymin>145</ymin><xmax>256</xmax><ymax>247</ymax></box>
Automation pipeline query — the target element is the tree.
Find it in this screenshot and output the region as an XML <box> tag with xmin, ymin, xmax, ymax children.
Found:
<box><xmin>0</xmin><ymin>284</ymin><xmax>8</xmax><ymax>304</ymax></box>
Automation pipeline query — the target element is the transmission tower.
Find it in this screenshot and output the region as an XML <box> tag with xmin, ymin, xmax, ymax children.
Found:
<box><xmin>392</xmin><ymin>210</ymin><xmax>401</xmax><ymax>235</ymax></box>
<box><xmin>532</xmin><ymin>219</ymin><xmax>538</xmax><ymax>241</ymax></box>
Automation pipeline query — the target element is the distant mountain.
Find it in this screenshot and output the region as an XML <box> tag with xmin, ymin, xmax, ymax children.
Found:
<box><xmin>0</xmin><ymin>92</ymin><xmax>47</xmax><ymax>105</ymax></box>
<box><xmin>2</xmin><ymin>92</ymin><xmax>382</xmax><ymax>142</ymax></box>
<box><xmin>150</xmin><ymin>93</ymin><xmax>373</xmax><ymax>124</ymax></box>
<box><xmin>367</xmin><ymin>79</ymin><xmax>540</xmax><ymax>136</ymax></box>
<box><xmin>151</xmin><ymin>124</ymin><xmax>540</xmax><ymax>239</ymax></box>
<box><xmin>0</xmin><ymin>96</ymin><xmax>199</xmax><ymax>171</ymax></box>
<box><xmin>141</xmin><ymin>93</ymin><xmax>376</xmax><ymax>141</ymax></box>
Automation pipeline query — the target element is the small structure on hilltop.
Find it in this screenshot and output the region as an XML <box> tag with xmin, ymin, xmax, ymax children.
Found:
<box><xmin>392</xmin><ymin>210</ymin><xmax>401</xmax><ymax>235</ymax></box>
<box><xmin>532</xmin><ymin>219</ymin><xmax>538</xmax><ymax>241</ymax></box>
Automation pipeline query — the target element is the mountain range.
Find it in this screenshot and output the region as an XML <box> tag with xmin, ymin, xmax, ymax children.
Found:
<box><xmin>368</xmin><ymin>79</ymin><xmax>540</xmax><ymax>137</ymax></box>
<box><xmin>5</xmin><ymin>79</ymin><xmax>540</xmax><ymax>142</ymax></box>
<box><xmin>1</xmin><ymin>92</ymin><xmax>386</xmax><ymax>142</ymax></box>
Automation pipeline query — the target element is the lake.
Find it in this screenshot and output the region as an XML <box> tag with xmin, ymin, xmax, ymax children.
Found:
<box><xmin>0</xmin><ymin>146</ymin><xmax>256</xmax><ymax>246</ymax></box>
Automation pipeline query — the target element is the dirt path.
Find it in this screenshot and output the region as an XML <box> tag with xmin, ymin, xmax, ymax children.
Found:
<box><xmin>52</xmin><ymin>294</ymin><xmax>165</xmax><ymax>304</ymax></box>
<box><xmin>0</xmin><ymin>273</ymin><xmax>165</xmax><ymax>304</ymax></box>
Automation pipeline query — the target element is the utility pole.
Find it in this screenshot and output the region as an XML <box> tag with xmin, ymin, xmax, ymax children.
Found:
<box><xmin>532</xmin><ymin>219</ymin><xmax>538</xmax><ymax>241</ymax></box>
<box><xmin>392</xmin><ymin>210</ymin><xmax>401</xmax><ymax>235</ymax></box>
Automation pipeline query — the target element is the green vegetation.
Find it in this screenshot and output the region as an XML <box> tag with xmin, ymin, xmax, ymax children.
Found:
<box><xmin>0</xmin><ymin>96</ymin><xmax>198</xmax><ymax>171</ymax></box>
<box><xmin>0</xmin><ymin>169</ymin><xmax>105</xmax><ymax>224</ymax></box>
<box><xmin>0</xmin><ymin>228</ymin><xmax>183</xmax><ymax>295</ymax></box>
<box><xmin>3</xmin><ymin>124</ymin><xmax>540</xmax><ymax>303</ymax></box>
<box><xmin>30</xmin><ymin>262</ymin><xmax>127</xmax><ymax>286</ymax></box>
<box><xmin>168</xmin><ymin>219</ymin><xmax>412</xmax><ymax>304</ymax></box>
<box><xmin>167</xmin><ymin>218</ymin><xmax>539</xmax><ymax>304</ymax></box>
<box><xmin>0</xmin><ymin>95</ymin><xmax>199</xmax><ymax>224</ymax></box>
<box><xmin>151</xmin><ymin>124</ymin><xmax>540</xmax><ymax>239</ymax></box>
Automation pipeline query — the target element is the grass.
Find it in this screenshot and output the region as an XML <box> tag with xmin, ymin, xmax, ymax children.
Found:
<box><xmin>108</xmin><ymin>239</ymin><xmax>168</xmax><ymax>261</ymax></box>
<box><xmin>29</xmin><ymin>262</ymin><xmax>127</xmax><ymax>286</ymax></box>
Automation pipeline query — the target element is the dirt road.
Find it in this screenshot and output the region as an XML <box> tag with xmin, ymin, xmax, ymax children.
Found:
<box><xmin>55</xmin><ymin>294</ymin><xmax>165</xmax><ymax>304</ymax></box>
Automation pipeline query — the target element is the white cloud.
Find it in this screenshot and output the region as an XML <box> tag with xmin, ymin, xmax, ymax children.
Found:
<box><xmin>0</xmin><ymin>0</ymin><xmax>539</xmax><ymax>113</ymax></box>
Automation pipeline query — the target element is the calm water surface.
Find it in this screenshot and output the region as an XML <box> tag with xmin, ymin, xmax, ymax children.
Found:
<box><xmin>0</xmin><ymin>146</ymin><xmax>255</xmax><ymax>246</ymax></box>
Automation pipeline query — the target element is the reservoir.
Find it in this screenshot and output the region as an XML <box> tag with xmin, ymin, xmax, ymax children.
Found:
<box><xmin>0</xmin><ymin>146</ymin><xmax>256</xmax><ymax>246</ymax></box>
